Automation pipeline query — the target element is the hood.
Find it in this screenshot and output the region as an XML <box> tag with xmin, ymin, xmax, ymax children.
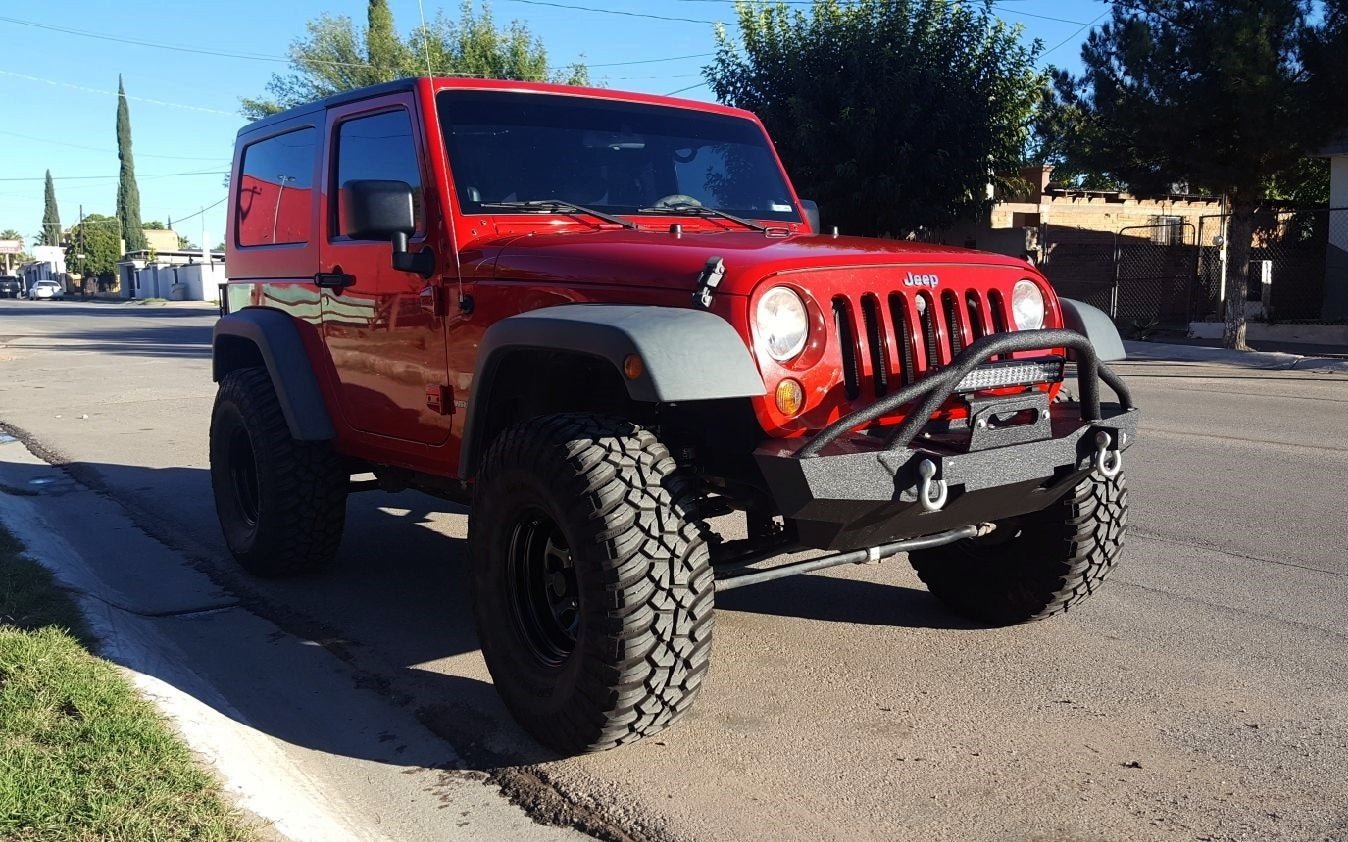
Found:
<box><xmin>484</xmin><ymin>228</ymin><xmax>1036</xmax><ymax>296</ymax></box>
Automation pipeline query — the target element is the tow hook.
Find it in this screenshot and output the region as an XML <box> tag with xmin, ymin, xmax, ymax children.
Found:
<box><xmin>918</xmin><ymin>459</ymin><xmax>948</xmax><ymax>513</ymax></box>
<box><xmin>1093</xmin><ymin>430</ymin><xmax>1123</xmax><ymax>478</ymax></box>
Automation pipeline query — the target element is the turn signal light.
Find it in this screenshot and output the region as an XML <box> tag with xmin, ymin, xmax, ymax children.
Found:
<box><xmin>623</xmin><ymin>354</ymin><xmax>644</xmax><ymax>380</ymax></box>
<box><xmin>775</xmin><ymin>378</ymin><xmax>804</xmax><ymax>416</ymax></box>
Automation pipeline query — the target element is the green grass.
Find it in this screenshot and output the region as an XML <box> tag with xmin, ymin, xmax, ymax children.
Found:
<box><xmin>0</xmin><ymin>522</ymin><xmax>257</xmax><ymax>841</ymax></box>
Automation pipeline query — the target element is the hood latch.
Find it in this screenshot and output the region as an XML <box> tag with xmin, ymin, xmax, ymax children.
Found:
<box><xmin>692</xmin><ymin>256</ymin><xmax>726</xmax><ymax>309</ymax></box>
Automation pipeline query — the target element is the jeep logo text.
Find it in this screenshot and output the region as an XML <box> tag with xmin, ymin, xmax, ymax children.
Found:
<box><xmin>903</xmin><ymin>272</ymin><xmax>940</xmax><ymax>288</ymax></box>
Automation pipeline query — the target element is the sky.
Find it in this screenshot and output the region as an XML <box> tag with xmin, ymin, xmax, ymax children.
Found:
<box><xmin>0</xmin><ymin>0</ymin><xmax>1108</xmax><ymax>250</ymax></box>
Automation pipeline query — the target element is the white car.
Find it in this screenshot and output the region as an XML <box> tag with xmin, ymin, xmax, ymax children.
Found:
<box><xmin>29</xmin><ymin>280</ymin><xmax>63</xmax><ymax>301</ymax></box>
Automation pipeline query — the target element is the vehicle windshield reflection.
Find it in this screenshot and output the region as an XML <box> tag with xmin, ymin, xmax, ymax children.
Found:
<box><xmin>437</xmin><ymin>90</ymin><xmax>801</xmax><ymax>224</ymax></box>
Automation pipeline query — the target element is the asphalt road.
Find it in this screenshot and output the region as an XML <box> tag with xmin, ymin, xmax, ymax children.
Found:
<box><xmin>2</xmin><ymin>298</ymin><xmax>1347</xmax><ymax>842</ymax></box>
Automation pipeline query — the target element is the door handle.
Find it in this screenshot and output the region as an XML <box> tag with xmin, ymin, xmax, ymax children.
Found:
<box><xmin>314</xmin><ymin>271</ymin><xmax>356</xmax><ymax>290</ymax></box>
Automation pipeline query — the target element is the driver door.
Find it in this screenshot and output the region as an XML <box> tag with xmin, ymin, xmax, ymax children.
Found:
<box><xmin>319</xmin><ymin>98</ymin><xmax>452</xmax><ymax>446</ymax></box>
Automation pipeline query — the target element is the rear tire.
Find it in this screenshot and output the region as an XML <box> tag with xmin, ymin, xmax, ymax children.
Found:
<box><xmin>469</xmin><ymin>413</ymin><xmax>714</xmax><ymax>754</ymax></box>
<box><xmin>909</xmin><ymin>471</ymin><xmax>1127</xmax><ymax>624</ymax></box>
<box><xmin>209</xmin><ymin>367</ymin><xmax>348</xmax><ymax>576</ymax></box>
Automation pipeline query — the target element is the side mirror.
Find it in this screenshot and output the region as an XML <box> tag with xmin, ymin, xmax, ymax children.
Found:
<box><xmin>341</xmin><ymin>179</ymin><xmax>415</xmax><ymax>241</ymax></box>
<box><xmin>340</xmin><ymin>179</ymin><xmax>434</xmax><ymax>278</ymax></box>
<box><xmin>800</xmin><ymin>199</ymin><xmax>821</xmax><ymax>234</ymax></box>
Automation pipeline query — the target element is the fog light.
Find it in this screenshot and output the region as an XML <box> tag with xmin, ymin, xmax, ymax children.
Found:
<box><xmin>623</xmin><ymin>354</ymin><xmax>644</xmax><ymax>380</ymax></box>
<box><xmin>775</xmin><ymin>378</ymin><xmax>804</xmax><ymax>416</ymax></box>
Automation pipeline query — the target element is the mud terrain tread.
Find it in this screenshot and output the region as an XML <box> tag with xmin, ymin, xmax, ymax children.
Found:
<box><xmin>909</xmin><ymin>472</ymin><xmax>1127</xmax><ymax>625</ymax></box>
<box><xmin>210</xmin><ymin>367</ymin><xmax>347</xmax><ymax>576</ymax></box>
<box><xmin>470</xmin><ymin>413</ymin><xmax>714</xmax><ymax>753</ymax></box>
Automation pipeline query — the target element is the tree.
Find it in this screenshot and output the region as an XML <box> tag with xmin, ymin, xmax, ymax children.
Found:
<box><xmin>242</xmin><ymin>0</ymin><xmax>588</xmax><ymax>119</ymax></box>
<box><xmin>116</xmin><ymin>75</ymin><xmax>147</xmax><ymax>254</ymax></box>
<box><xmin>64</xmin><ymin>214</ymin><xmax>121</xmax><ymax>279</ymax></box>
<box><xmin>1039</xmin><ymin>0</ymin><xmax>1348</xmax><ymax>349</ymax></box>
<box><xmin>40</xmin><ymin>171</ymin><xmax>61</xmax><ymax>246</ymax></box>
<box><xmin>704</xmin><ymin>0</ymin><xmax>1045</xmax><ymax>236</ymax></box>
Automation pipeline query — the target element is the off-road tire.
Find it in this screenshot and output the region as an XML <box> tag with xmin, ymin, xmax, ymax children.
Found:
<box><xmin>469</xmin><ymin>413</ymin><xmax>714</xmax><ymax>754</ymax></box>
<box><xmin>909</xmin><ymin>471</ymin><xmax>1127</xmax><ymax>625</ymax></box>
<box><xmin>209</xmin><ymin>367</ymin><xmax>347</xmax><ymax>576</ymax></box>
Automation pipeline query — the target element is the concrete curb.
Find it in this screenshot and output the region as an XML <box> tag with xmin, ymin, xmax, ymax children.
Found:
<box><xmin>1123</xmin><ymin>340</ymin><xmax>1348</xmax><ymax>373</ymax></box>
<box><xmin>0</xmin><ymin>436</ymin><xmax>580</xmax><ymax>842</ymax></box>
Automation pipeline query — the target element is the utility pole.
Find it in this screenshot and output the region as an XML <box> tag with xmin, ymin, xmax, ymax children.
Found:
<box><xmin>78</xmin><ymin>204</ymin><xmax>86</xmax><ymax>298</ymax></box>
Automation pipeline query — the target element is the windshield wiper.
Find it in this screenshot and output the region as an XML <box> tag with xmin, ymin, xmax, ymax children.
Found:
<box><xmin>478</xmin><ymin>199</ymin><xmax>637</xmax><ymax>229</ymax></box>
<box><xmin>637</xmin><ymin>203</ymin><xmax>767</xmax><ymax>232</ymax></box>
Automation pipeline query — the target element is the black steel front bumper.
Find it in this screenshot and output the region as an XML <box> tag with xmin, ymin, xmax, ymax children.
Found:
<box><xmin>755</xmin><ymin>328</ymin><xmax>1140</xmax><ymax>550</ymax></box>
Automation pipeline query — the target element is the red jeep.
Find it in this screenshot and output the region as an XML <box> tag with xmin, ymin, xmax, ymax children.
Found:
<box><xmin>211</xmin><ymin>77</ymin><xmax>1137</xmax><ymax>753</ymax></box>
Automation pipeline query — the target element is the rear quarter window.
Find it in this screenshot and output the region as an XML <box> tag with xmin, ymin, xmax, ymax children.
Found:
<box><xmin>235</xmin><ymin>127</ymin><xmax>318</xmax><ymax>247</ymax></box>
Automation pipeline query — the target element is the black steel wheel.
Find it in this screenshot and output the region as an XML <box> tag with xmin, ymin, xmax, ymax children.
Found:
<box><xmin>909</xmin><ymin>471</ymin><xmax>1127</xmax><ymax>625</ymax></box>
<box><xmin>469</xmin><ymin>413</ymin><xmax>714</xmax><ymax>754</ymax></box>
<box><xmin>209</xmin><ymin>367</ymin><xmax>348</xmax><ymax>576</ymax></box>
<box><xmin>505</xmin><ymin>508</ymin><xmax>580</xmax><ymax>666</ymax></box>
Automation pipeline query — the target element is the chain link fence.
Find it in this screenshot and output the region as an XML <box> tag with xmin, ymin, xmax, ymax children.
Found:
<box><xmin>1041</xmin><ymin>208</ymin><xmax>1345</xmax><ymax>327</ymax></box>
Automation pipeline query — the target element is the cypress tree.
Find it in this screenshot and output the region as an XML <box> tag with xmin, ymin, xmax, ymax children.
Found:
<box><xmin>115</xmin><ymin>75</ymin><xmax>147</xmax><ymax>253</ymax></box>
<box><xmin>40</xmin><ymin>170</ymin><xmax>61</xmax><ymax>246</ymax></box>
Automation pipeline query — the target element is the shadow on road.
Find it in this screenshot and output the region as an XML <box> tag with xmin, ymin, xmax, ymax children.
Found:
<box><xmin>0</xmin><ymin>303</ymin><xmax>214</xmax><ymax>360</ymax></box>
<box><xmin>4</xmin><ymin>447</ymin><xmax>975</xmax><ymax>780</ymax></box>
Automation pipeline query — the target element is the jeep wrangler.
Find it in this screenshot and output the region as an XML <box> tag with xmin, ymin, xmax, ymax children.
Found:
<box><xmin>211</xmin><ymin>77</ymin><xmax>1138</xmax><ymax>754</ymax></box>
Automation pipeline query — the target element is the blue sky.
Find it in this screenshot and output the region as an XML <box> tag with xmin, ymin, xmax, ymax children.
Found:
<box><xmin>0</xmin><ymin>0</ymin><xmax>1107</xmax><ymax>249</ymax></box>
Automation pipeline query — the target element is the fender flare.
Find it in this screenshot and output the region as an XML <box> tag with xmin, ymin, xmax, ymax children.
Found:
<box><xmin>1059</xmin><ymin>298</ymin><xmax>1126</xmax><ymax>362</ymax></box>
<box><xmin>461</xmin><ymin>304</ymin><xmax>766</xmax><ymax>470</ymax></box>
<box><xmin>212</xmin><ymin>308</ymin><xmax>336</xmax><ymax>441</ymax></box>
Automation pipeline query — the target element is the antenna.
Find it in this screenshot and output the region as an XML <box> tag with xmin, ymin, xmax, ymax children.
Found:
<box><xmin>417</xmin><ymin>0</ymin><xmax>433</xmax><ymax>77</ymax></box>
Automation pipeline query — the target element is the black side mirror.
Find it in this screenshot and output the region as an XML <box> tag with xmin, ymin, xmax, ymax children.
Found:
<box><xmin>340</xmin><ymin>179</ymin><xmax>434</xmax><ymax>278</ymax></box>
<box><xmin>800</xmin><ymin>199</ymin><xmax>821</xmax><ymax>234</ymax></box>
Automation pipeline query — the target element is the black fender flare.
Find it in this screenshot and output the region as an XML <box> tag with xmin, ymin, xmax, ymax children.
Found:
<box><xmin>461</xmin><ymin>304</ymin><xmax>766</xmax><ymax>470</ymax></box>
<box><xmin>212</xmin><ymin>308</ymin><xmax>336</xmax><ymax>441</ymax></box>
<box><xmin>1059</xmin><ymin>298</ymin><xmax>1126</xmax><ymax>362</ymax></box>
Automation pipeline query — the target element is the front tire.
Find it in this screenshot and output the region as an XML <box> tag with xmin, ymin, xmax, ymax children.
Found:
<box><xmin>469</xmin><ymin>413</ymin><xmax>714</xmax><ymax>754</ymax></box>
<box><xmin>909</xmin><ymin>471</ymin><xmax>1127</xmax><ymax>625</ymax></box>
<box><xmin>209</xmin><ymin>367</ymin><xmax>348</xmax><ymax>576</ymax></box>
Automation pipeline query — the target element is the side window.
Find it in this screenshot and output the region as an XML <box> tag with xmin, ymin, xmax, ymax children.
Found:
<box><xmin>333</xmin><ymin>109</ymin><xmax>423</xmax><ymax>237</ymax></box>
<box><xmin>236</xmin><ymin>127</ymin><xmax>317</xmax><ymax>247</ymax></box>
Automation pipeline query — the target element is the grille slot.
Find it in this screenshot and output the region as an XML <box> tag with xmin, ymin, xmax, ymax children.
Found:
<box><xmin>917</xmin><ymin>293</ymin><xmax>940</xmax><ymax>369</ymax></box>
<box><xmin>889</xmin><ymin>293</ymin><xmax>916</xmax><ymax>386</ymax></box>
<box><xmin>966</xmin><ymin>292</ymin><xmax>986</xmax><ymax>341</ymax></box>
<box><xmin>987</xmin><ymin>289</ymin><xmax>1010</xmax><ymax>359</ymax></box>
<box><xmin>833</xmin><ymin>296</ymin><xmax>861</xmax><ymax>400</ymax></box>
<box><xmin>860</xmin><ymin>294</ymin><xmax>888</xmax><ymax>397</ymax></box>
<box><xmin>942</xmin><ymin>290</ymin><xmax>965</xmax><ymax>357</ymax></box>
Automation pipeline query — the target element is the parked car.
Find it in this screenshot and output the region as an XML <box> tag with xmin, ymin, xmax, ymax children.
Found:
<box><xmin>211</xmin><ymin>77</ymin><xmax>1139</xmax><ymax>754</ymax></box>
<box><xmin>0</xmin><ymin>276</ymin><xmax>21</xmax><ymax>298</ymax></box>
<box><xmin>29</xmin><ymin>280</ymin><xmax>63</xmax><ymax>300</ymax></box>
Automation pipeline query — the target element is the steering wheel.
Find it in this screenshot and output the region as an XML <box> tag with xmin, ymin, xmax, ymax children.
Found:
<box><xmin>652</xmin><ymin>194</ymin><xmax>702</xmax><ymax>208</ymax></box>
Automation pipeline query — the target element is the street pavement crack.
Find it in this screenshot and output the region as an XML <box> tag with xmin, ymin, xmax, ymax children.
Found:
<box><xmin>1132</xmin><ymin>529</ymin><xmax>1342</xmax><ymax>576</ymax></box>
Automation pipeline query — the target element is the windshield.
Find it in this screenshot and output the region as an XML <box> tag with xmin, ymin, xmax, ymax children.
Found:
<box><xmin>437</xmin><ymin>90</ymin><xmax>800</xmax><ymax>223</ymax></box>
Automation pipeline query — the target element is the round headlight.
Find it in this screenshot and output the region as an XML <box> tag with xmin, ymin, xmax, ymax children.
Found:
<box><xmin>1011</xmin><ymin>279</ymin><xmax>1046</xmax><ymax>330</ymax></box>
<box><xmin>756</xmin><ymin>286</ymin><xmax>809</xmax><ymax>361</ymax></box>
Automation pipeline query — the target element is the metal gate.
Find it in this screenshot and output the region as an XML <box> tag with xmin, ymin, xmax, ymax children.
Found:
<box><xmin>1042</xmin><ymin>221</ymin><xmax>1200</xmax><ymax>327</ymax></box>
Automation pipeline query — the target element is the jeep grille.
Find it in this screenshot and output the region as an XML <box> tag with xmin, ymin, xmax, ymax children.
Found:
<box><xmin>831</xmin><ymin>287</ymin><xmax>1012</xmax><ymax>403</ymax></box>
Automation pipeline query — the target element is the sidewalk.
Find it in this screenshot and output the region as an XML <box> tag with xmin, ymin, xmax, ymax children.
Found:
<box><xmin>1124</xmin><ymin>339</ymin><xmax>1348</xmax><ymax>372</ymax></box>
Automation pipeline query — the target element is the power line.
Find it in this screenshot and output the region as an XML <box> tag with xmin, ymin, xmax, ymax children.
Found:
<box><xmin>0</xmin><ymin>13</ymin><xmax>709</xmax><ymax>74</ymax></box>
<box><xmin>1041</xmin><ymin>9</ymin><xmax>1109</xmax><ymax>59</ymax></box>
<box><xmin>0</xmin><ymin>15</ymin><xmax>335</xmax><ymax>66</ymax></box>
<box><xmin>501</xmin><ymin>0</ymin><xmax>719</xmax><ymax>25</ymax></box>
<box><xmin>166</xmin><ymin>197</ymin><xmax>228</xmax><ymax>225</ymax></box>
<box><xmin>665</xmin><ymin>81</ymin><xmax>710</xmax><ymax>96</ymax></box>
<box><xmin>668</xmin><ymin>0</ymin><xmax>1090</xmax><ymax>26</ymax></box>
<box><xmin>0</xmin><ymin>129</ymin><xmax>226</xmax><ymax>162</ymax></box>
<box><xmin>0</xmin><ymin>69</ymin><xmax>237</xmax><ymax>115</ymax></box>
<box><xmin>0</xmin><ymin>170</ymin><xmax>227</xmax><ymax>182</ymax></box>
